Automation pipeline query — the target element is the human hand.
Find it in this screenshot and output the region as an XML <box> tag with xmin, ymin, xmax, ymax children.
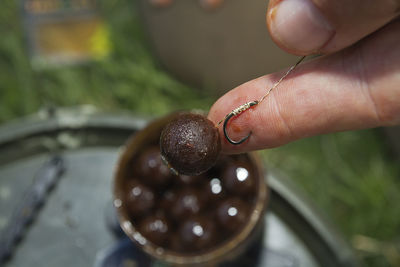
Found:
<box><xmin>208</xmin><ymin>0</ymin><xmax>400</xmax><ymax>153</ymax></box>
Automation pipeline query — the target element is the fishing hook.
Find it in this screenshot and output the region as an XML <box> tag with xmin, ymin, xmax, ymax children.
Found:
<box><xmin>222</xmin><ymin>101</ymin><xmax>259</xmax><ymax>145</ymax></box>
<box><xmin>219</xmin><ymin>56</ymin><xmax>306</xmax><ymax>145</ymax></box>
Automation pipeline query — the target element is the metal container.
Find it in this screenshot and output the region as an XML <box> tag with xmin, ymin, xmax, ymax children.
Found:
<box><xmin>113</xmin><ymin>111</ymin><xmax>268</xmax><ymax>265</ymax></box>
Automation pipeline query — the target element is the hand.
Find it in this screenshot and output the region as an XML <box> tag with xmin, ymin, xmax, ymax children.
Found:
<box><xmin>208</xmin><ymin>0</ymin><xmax>400</xmax><ymax>153</ymax></box>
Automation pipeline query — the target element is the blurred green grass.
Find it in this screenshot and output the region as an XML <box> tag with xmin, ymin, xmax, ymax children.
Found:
<box><xmin>0</xmin><ymin>1</ymin><xmax>399</xmax><ymax>266</ymax></box>
<box><xmin>0</xmin><ymin>0</ymin><xmax>214</xmax><ymax>122</ymax></box>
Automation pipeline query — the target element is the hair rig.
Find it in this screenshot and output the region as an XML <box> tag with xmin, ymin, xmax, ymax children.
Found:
<box><xmin>218</xmin><ymin>56</ymin><xmax>306</xmax><ymax>145</ymax></box>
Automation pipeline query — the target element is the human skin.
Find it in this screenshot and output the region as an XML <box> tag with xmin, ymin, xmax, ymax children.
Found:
<box><xmin>208</xmin><ymin>0</ymin><xmax>400</xmax><ymax>154</ymax></box>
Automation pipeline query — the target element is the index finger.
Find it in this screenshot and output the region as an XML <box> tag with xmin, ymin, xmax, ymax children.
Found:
<box><xmin>208</xmin><ymin>19</ymin><xmax>400</xmax><ymax>153</ymax></box>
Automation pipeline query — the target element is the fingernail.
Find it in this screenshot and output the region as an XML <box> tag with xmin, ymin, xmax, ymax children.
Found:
<box><xmin>269</xmin><ymin>0</ymin><xmax>334</xmax><ymax>54</ymax></box>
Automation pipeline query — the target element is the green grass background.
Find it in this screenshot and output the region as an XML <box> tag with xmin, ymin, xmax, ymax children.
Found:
<box><xmin>0</xmin><ymin>1</ymin><xmax>399</xmax><ymax>266</ymax></box>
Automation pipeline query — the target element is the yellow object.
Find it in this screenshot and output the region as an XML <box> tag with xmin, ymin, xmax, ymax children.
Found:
<box><xmin>36</xmin><ymin>16</ymin><xmax>110</xmax><ymax>63</ymax></box>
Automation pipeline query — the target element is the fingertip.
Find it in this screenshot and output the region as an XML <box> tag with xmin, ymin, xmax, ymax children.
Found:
<box><xmin>208</xmin><ymin>76</ymin><xmax>268</xmax><ymax>126</ymax></box>
<box><xmin>267</xmin><ymin>0</ymin><xmax>399</xmax><ymax>55</ymax></box>
<box><xmin>266</xmin><ymin>0</ymin><xmax>335</xmax><ymax>55</ymax></box>
<box><xmin>208</xmin><ymin>76</ymin><xmax>278</xmax><ymax>154</ymax></box>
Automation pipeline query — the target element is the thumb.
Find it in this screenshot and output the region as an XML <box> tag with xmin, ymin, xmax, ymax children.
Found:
<box><xmin>266</xmin><ymin>0</ymin><xmax>400</xmax><ymax>55</ymax></box>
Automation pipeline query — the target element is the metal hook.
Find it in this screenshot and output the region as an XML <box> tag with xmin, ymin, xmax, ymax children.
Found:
<box><xmin>222</xmin><ymin>101</ymin><xmax>258</xmax><ymax>145</ymax></box>
<box><xmin>220</xmin><ymin>56</ymin><xmax>306</xmax><ymax>146</ymax></box>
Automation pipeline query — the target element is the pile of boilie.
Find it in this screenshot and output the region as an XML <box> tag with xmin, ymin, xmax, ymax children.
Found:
<box><xmin>121</xmin><ymin>145</ymin><xmax>258</xmax><ymax>253</ymax></box>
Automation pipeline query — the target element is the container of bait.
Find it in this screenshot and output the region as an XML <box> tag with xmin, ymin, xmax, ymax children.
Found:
<box><xmin>113</xmin><ymin>111</ymin><xmax>268</xmax><ymax>265</ymax></box>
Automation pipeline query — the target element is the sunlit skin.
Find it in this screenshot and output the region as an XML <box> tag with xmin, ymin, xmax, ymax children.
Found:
<box><xmin>199</xmin><ymin>0</ymin><xmax>224</xmax><ymax>10</ymax></box>
<box><xmin>208</xmin><ymin>0</ymin><xmax>400</xmax><ymax>154</ymax></box>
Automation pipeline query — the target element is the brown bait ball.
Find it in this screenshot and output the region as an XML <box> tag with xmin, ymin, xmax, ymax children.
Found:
<box><xmin>176</xmin><ymin>174</ymin><xmax>204</xmax><ymax>186</ymax></box>
<box><xmin>138</xmin><ymin>214</ymin><xmax>170</xmax><ymax>246</ymax></box>
<box><xmin>171</xmin><ymin>188</ymin><xmax>205</xmax><ymax>220</ymax></box>
<box><xmin>216</xmin><ymin>197</ymin><xmax>249</xmax><ymax>233</ymax></box>
<box><xmin>159</xmin><ymin>189</ymin><xmax>177</xmax><ymax>212</ymax></box>
<box><xmin>160</xmin><ymin>113</ymin><xmax>221</xmax><ymax>176</ymax></box>
<box><xmin>178</xmin><ymin>215</ymin><xmax>217</xmax><ymax>250</ymax></box>
<box><xmin>137</xmin><ymin>146</ymin><xmax>172</xmax><ymax>186</ymax></box>
<box><xmin>222</xmin><ymin>161</ymin><xmax>255</xmax><ymax>196</ymax></box>
<box><xmin>125</xmin><ymin>180</ymin><xmax>156</xmax><ymax>217</ymax></box>
<box><xmin>201</xmin><ymin>177</ymin><xmax>225</xmax><ymax>203</ymax></box>
<box><xmin>168</xmin><ymin>232</ymin><xmax>185</xmax><ymax>252</ymax></box>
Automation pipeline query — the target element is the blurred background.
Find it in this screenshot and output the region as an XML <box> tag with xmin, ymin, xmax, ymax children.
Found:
<box><xmin>0</xmin><ymin>0</ymin><xmax>399</xmax><ymax>266</ymax></box>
